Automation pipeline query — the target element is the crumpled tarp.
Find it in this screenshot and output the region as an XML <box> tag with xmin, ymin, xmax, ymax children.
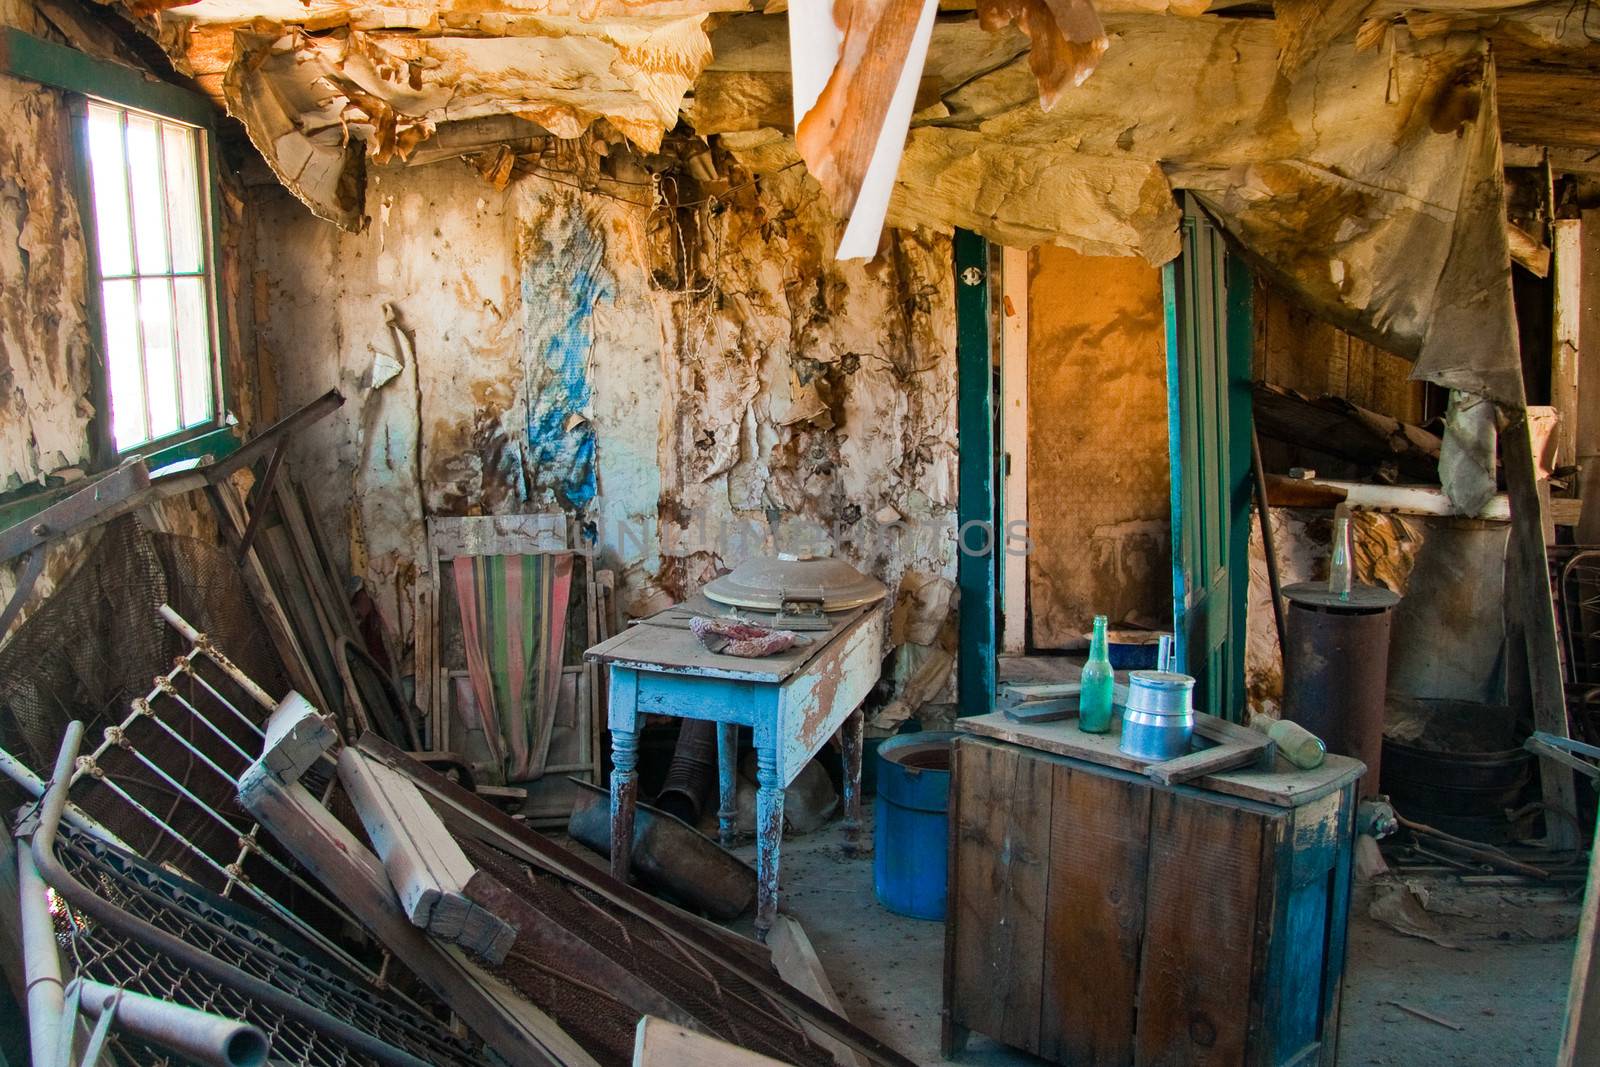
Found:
<box><xmin>886</xmin><ymin>15</ymin><xmax>1522</xmax><ymax>406</ymax></box>
<box><xmin>692</xmin><ymin>10</ymin><xmax>1525</xmax><ymax>507</ymax></box>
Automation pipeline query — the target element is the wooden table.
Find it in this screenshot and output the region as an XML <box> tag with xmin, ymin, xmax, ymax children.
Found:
<box><xmin>586</xmin><ymin>596</ymin><xmax>885</xmax><ymax>939</ymax></box>
<box><xmin>945</xmin><ymin>721</ymin><xmax>1365</xmax><ymax>1067</ymax></box>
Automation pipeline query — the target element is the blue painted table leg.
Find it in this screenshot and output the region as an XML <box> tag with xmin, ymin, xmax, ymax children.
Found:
<box><xmin>840</xmin><ymin>707</ymin><xmax>865</xmax><ymax>856</ymax></box>
<box><xmin>716</xmin><ymin>722</ymin><xmax>739</xmax><ymax>847</ymax></box>
<box><xmin>609</xmin><ymin>727</ymin><xmax>639</xmax><ymax>884</ymax></box>
<box><xmin>754</xmin><ymin>744</ymin><xmax>784</xmax><ymax>942</ymax></box>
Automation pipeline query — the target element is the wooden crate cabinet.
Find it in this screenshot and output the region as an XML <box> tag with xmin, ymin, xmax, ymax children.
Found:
<box><xmin>943</xmin><ymin>735</ymin><xmax>1361</xmax><ymax>1067</ymax></box>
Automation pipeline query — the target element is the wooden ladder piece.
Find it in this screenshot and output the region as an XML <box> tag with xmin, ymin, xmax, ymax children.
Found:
<box><xmin>338</xmin><ymin>746</ymin><xmax>518</xmax><ymax>963</ymax></box>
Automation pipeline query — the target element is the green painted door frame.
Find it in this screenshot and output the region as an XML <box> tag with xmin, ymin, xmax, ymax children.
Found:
<box><xmin>955</xmin><ymin>229</ymin><xmax>996</xmax><ymax>716</ymax></box>
<box><xmin>1164</xmin><ymin>197</ymin><xmax>1254</xmax><ymax>721</ymax></box>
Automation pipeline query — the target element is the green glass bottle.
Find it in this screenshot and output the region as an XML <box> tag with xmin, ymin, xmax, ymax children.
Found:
<box><xmin>1079</xmin><ymin>615</ymin><xmax>1116</xmax><ymax>733</ymax></box>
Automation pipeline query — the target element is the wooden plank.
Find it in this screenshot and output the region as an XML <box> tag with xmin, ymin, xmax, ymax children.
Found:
<box><xmin>462</xmin><ymin>871</ymin><xmax>685</xmax><ymax>1024</ymax></box>
<box><xmin>957</xmin><ymin>712</ymin><xmax>1361</xmax><ymax>807</ymax></box>
<box><xmin>1502</xmin><ymin>405</ymin><xmax>1583</xmax><ymax>851</ymax></box>
<box><xmin>1508</xmin><ymin>220</ymin><xmax>1552</xmax><ymax>279</ymax></box>
<box><xmin>776</xmin><ymin>607</ymin><xmax>884</xmax><ymax>783</ymax></box>
<box><xmin>586</xmin><ymin>605</ymin><xmax>865</xmax><ymax>684</ymax></box>
<box><xmin>632</xmin><ymin>1017</ymin><xmax>787</xmax><ymax>1067</ymax></box>
<box><xmin>1038</xmin><ymin>761</ymin><xmax>1149</xmax><ymax>1066</ymax></box>
<box><xmin>205</xmin><ymin>480</ymin><xmax>331</xmax><ymax>712</ymax></box>
<box><xmin>955</xmin><ymin>228</ymin><xmax>996</xmax><ymax>713</ymax></box>
<box><xmin>1147</xmin><ymin>712</ymin><xmax>1276</xmax><ymax>787</ymax></box>
<box><xmin>0</xmin><ymin>460</ymin><xmax>150</xmax><ymax>562</ymax></box>
<box><xmin>1134</xmin><ymin>790</ymin><xmax>1268</xmax><ymax>1067</ymax></box>
<box><xmin>338</xmin><ymin>747</ymin><xmax>516</xmax><ymax>963</ymax></box>
<box><xmin>251</xmin><ymin>693</ymin><xmax>335</xmax><ymax>786</ymax></box>
<box><xmin>260</xmin><ymin>523</ymin><xmax>345</xmax><ymax>717</ymax></box>
<box><xmin>1553</xmin><ymin>219</ymin><xmax>1583</xmax><ymax>470</ymax></box>
<box><xmin>354</xmin><ymin>733</ymin><xmax>916</xmax><ymax>1067</ymax></box>
<box><xmin>1560</xmin><ymin>816</ymin><xmax>1600</xmax><ymax>1067</ymax></box>
<box><xmin>1264</xmin><ymin>790</ymin><xmax>1346</xmax><ymax>1065</ymax></box>
<box><xmin>948</xmin><ymin>737</ymin><xmax>1051</xmax><ymax>1053</ymax></box>
<box><xmin>768</xmin><ymin>915</ymin><xmax>869</xmax><ymax>1067</ymax></box>
<box><xmin>238</xmin><ymin>774</ymin><xmax>596</xmax><ymax>1067</ymax></box>
<box><xmin>205</xmin><ymin>389</ymin><xmax>344</xmax><ymax>483</ymax></box>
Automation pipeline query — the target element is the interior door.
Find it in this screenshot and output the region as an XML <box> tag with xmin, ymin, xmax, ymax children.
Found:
<box><xmin>1164</xmin><ymin>197</ymin><xmax>1253</xmax><ymax>721</ymax></box>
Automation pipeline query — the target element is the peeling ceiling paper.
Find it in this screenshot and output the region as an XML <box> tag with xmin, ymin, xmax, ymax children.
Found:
<box><xmin>706</xmin><ymin>12</ymin><xmax>1522</xmax><ymax>404</ymax></box>
<box><xmin>170</xmin><ymin>0</ymin><xmax>749</xmax><ymax>23</ymax></box>
<box><xmin>225</xmin><ymin>18</ymin><xmax>715</xmax><ymax>228</ymax></box>
<box><xmin>886</xmin><ymin>16</ymin><xmax>1522</xmax><ymax>403</ymax></box>
<box><xmin>976</xmin><ymin>0</ymin><xmax>1109</xmax><ymax>107</ymax></box>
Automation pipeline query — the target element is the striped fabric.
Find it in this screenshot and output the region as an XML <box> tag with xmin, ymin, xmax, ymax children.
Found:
<box><xmin>452</xmin><ymin>552</ymin><xmax>574</xmax><ymax>781</ymax></box>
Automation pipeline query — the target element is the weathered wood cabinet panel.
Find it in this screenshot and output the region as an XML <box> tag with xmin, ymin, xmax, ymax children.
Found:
<box><xmin>944</xmin><ymin>736</ymin><xmax>1357</xmax><ymax>1067</ymax></box>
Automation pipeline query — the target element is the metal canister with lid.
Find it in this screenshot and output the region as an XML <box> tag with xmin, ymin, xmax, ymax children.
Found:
<box><xmin>1118</xmin><ymin>670</ymin><xmax>1197</xmax><ymax>761</ymax></box>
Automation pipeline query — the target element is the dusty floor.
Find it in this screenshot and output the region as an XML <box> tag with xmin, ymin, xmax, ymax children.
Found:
<box><xmin>749</xmin><ymin>813</ymin><xmax>1583</xmax><ymax>1066</ymax></box>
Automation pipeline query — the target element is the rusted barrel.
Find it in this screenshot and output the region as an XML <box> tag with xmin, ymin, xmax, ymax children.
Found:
<box><xmin>1282</xmin><ymin>582</ymin><xmax>1400</xmax><ymax>799</ymax></box>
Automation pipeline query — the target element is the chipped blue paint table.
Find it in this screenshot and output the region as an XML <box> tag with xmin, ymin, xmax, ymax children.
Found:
<box><xmin>586</xmin><ymin>594</ymin><xmax>885</xmax><ymax>939</ymax></box>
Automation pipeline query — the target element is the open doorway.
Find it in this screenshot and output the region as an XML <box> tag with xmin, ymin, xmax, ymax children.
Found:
<box><xmin>983</xmin><ymin>203</ymin><xmax>1255</xmax><ymax>719</ymax></box>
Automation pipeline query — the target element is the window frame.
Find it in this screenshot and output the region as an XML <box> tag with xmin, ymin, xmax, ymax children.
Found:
<box><xmin>1</xmin><ymin>27</ymin><xmax>234</xmax><ymax>469</ymax></box>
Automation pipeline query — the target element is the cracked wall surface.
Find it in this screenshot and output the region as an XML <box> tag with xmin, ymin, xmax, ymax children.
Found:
<box><xmin>257</xmin><ymin>150</ymin><xmax>958</xmax><ymax>696</ymax></box>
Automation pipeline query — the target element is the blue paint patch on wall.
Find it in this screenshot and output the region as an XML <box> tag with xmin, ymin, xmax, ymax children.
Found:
<box><xmin>522</xmin><ymin>209</ymin><xmax>611</xmax><ymax>510</ymax></box>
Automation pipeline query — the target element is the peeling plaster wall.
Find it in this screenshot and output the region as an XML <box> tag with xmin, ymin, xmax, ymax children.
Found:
<box><xmin>0</xmin><ymin>68</ymin><xmax>94</xmax><ymax>492</ymax></box>
<box><xmin>256</xmin><ymin>155</ymin><xmax>958</xmax><ymax>680</ymax></box>
<box><xmin>0</xmin><ymin>10</ymin><xmax>252</xmax><ymax>639</ymax></box>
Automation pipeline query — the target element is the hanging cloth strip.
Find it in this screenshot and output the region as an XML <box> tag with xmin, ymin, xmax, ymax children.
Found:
<box><xmin>453</xmin><ymin>552</ymin><xmax>574</xmax><ymax>781</ymax></box>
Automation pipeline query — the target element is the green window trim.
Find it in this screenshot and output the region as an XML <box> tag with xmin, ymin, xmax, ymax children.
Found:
<box><xmin>0</xmin><ymin>425</ymin><xmax>241</xmax><ymax>534</ymax></box>
<box><xmin>0</xmin><ymin>27</ymin><xmax>234</xmax><ymax>475</ymax></box>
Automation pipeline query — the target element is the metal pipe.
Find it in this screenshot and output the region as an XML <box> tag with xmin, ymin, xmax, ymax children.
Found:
<box><xmin>158</xmin><ymin>605</ymin><xmax>277</xmax><ymax>711</ymax></box>
<box><xmin>19</xmin><ymin>847</ymin><xmax>64</xmax><ymax>1067</ymax></box>
<box><xmin>32</xmin><ymin>721</ymin><xmax>434</xmax><ymax>1067</ymax></box>
<box><xmin>0</xmin><ymin>745</ymin><xmax>129</xmax><ymax>849</ymax></box>
<box><xmin>74</xmin><ymin>979</ymin><xmax>269</xmax><ymax>1067</ymax></box>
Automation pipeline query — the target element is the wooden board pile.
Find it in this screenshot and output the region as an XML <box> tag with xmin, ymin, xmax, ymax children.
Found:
<box><xmin>207</xmin><ymin>616</ymin><xmax>915</xmax><ymax>1067</ymax></box>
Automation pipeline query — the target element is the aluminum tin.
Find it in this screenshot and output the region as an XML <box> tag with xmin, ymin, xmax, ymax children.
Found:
<box><xmin>1119</xmin><ymin>670</ymin><xmax>1196</xmax><ymax>761</ymax></box>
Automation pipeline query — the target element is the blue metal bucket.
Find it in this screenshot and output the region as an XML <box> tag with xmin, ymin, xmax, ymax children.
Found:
<box><xmin>873</xmin><ymin>732</ymin><xmax>955</xmax><ymax>921</ymax></box>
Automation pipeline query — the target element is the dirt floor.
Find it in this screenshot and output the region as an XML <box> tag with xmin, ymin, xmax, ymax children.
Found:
<box><xmin>750</xmin><ymin>813</ymin><xmax>1583</xmax><ymax>1066</ymax></box>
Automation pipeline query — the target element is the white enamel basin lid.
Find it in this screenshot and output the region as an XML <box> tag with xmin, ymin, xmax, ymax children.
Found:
<box><xmin>702</xmin><ymin>552</ymin><xmax>887</xmax><ymax>612</ymax></box>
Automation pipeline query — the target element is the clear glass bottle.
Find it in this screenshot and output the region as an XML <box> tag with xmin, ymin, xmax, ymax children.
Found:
<box><xmin>1329</xmin><ymin>507</ymin><xmax>1353</xmax><ymax>602</ymax></box>
<box><xmin>1079</xmin><ymin>615</ymin><xmax>1116</xmax><ymax>733</ymax></box>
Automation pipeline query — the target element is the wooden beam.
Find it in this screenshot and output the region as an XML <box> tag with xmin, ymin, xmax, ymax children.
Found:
<box><xmin>246</xmin><ymin>692</ymin><xmax>336</xmax><ymax>788</ymax></box>
<box><xmin>0</xmin><ymin>460</ymin><xmax>150</xmax><ymax>562</ymax></box>
<box><xmin>1560</xmin><ymin>814</ymin><xmax>1600</xmax><ymax>1066</ymax></box>
<box><xmin>1501</xmin><ymin>406</ymin><xmax>1582</xmax><ymax>851</ymax></box>
<box><xmin>633</xmin><ymin>1017</ymin><xmax>788</xmax><ymax>1067</ymax></box>
<box><xmin>768</xmin><ymin>915</ymin><xmax>869</xmax><ymax>1067</ymax></box>
<box><xmin>1261</xmin><ymin>474</ymin><xmax>1511</xmax><ymax>519</ymax></box>
<box><xmin>352</xmin><ymin>733</ymin><xmax>919</xmax><ymax>1067</ymax></box>
<box><xmin>1508</xmin><ymin>221</ymin><xmax>1551</xmax><ymax>279</ymax></box>
<box><xmin>206</xmin><ymin>389</ymin><xmax>344</xmax><ymax>483</ymax></box>
<box><xmin>337</xmin><ymin>747</ymin><xmax>516</xmax><ymax>963</ymax></box>
<box><xmin>1554</xmin><ymin>219</ymin><xmax>1583</xmax><ymax>470</ymax></box>
<box><xmin>238</xmin><ymin>773</ymin><xmax>593</xmax><ymax>1067</ymax></box>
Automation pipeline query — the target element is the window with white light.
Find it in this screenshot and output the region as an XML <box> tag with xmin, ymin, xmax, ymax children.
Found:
<box><xmin>82</xmin><ymin>99</ymin><xmax>219</xmax><ymax>453</ymax></box>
